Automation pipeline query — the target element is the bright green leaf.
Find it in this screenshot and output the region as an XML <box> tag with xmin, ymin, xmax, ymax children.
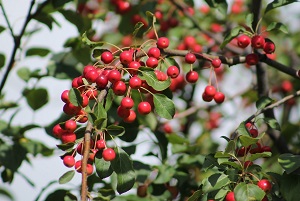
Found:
<box><xmin>236</xmin><ymin>121</ymin><xmax>249</xmax><ymax>136</ymax></box>
<box><xmin>26</xmin><ymin>47</ymin><xmax>50</xmax><ymax>57</ymax></box>
<box><xmin>58</xmin><ymin>170</ymin><xmax>75</xmax><ymax>184</ymax></box>
<box><xmin>68</xmin><ymin>88</ymin><xmax>82</xmax><ymax>107</ymax></box>
<box><xmin>107</xmin><ymin>125</ymin><xmax>125</xmax><ymax>136</ymax></box>
<box><xmin>266</xmin><ymin>22</ymin><xmax>289</xmax><ymax>33</ymax></box>
<box><xmin>153</xmin><ymin>93</ymin><xmax>175</xmax><ymax>120</ymax></box>
<box><xmin>95</xmin><ymin>152</ymin><xmax>113</xmax><ymax>179</ymax></box>
<box><xmin>248</xmin><ymin>152</ymin><xmax>272</xmax><ymax>161</ymax></box>
<box><xmin>265</xmin><ymin>0</ymin><xmax>298</xmax><ymax>14</ymax></box>
<box><xmin>153</xmin><ymin>165</ymin><xmax>176</xmax><ymax>184</ymax></box>
<box><xmin>214</xmin><ymin>151</ymin><xmax>231</xmax><ymax>158</ymax></box>
<box><xmin>234</xmin><ymin>183</ymin><xmax>265</xmax><ymax>201</ymax></box>
<box><xmin>17</xmin><ymin>67</ymin><xmax>31</xmax><ymax>82</ymax></box>
<box><xmin>263</xmin><ymin>117</ymin><xmax>281</xmax><ymax>130</ymax></box>
<box><xmin>221</xmin><ymin>26</ymin><xmax>246</xmax><ymax>49</ymax></box>
<box><xmin>111</xmin><ymin>147</ymin><xmax>135</xmax><ymax>194</ymax></box>
<box><xmin>239</xmin><ymin>135</ymin><xmax>259</xmax><ymax>147</ymax></box>
<box><xmin>278</xmin><ymin>153</ymin><xmax>300</xmax><ymax>174</ymax></box>
<box><xmin>202</xmin><ymin>173</ymin><xmax>231</xmax><ymax>193</ymax></box>
<box><xmin>256</xmin><ymin>96</ymin><xmax>273</xmax><ymax>110</ymax></box>
<box><xmin>166</xmin><ymin>133</ymin><xmax>190</xmax><ymax>144</ymax></box>
<box><xmin>245</xmin><ymin>13</ymin><xmax>254</xmax><ymax>30</ymax></box>
<box><xmin>138</xmin><ymin>67</ymin><xmax>171</xmax><ymax>91</ymax></box>
<box><xmin>24</xmin><ymin>88</ymin><xmax>49</xmax><ymax>110</ymax></box>
<box><xmin>218</xmin><ymin>159</ymin><xmax>242</xmax><ymax>169</ymax></box>
<box><xmin>187</xmin><ymin>190</ymin><xmax>202</xmax><ymax>201</ymax></box>
<box><xmin>95</xmin><ymin>102</ymin><xmax>107</xmax><ymax>119</ymax></box>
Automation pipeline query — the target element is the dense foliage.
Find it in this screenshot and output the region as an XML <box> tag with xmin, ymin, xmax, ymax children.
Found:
<box><xmin>1</xmin><ymin>0</ymin><xmax>300</xmax><ymax>201</ymax></box>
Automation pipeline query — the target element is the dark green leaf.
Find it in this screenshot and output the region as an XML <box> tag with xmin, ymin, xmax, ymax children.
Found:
<box><xmin>205</xmin><ymin>0</ymin><xmax>228</xmax><ymax>16</ymax></box>
<box><xmin>218</xmin><ymin>160</ymin><xmax>241</xmax><ymax>169</ymax></box>
<box><xmin>280</xmin><ymin>172</ymin><xmax>300</xmax><ymax>201</ymax></box>
<box><xmin>263</xmin><ymin>117</ymin><xmax>281</xmax><ymax>130</ymax></box>
<box><xmin>17</xmin><ymin>67</ymin><xmax>31</xmax><ymax>82</ymax></box>
<box><xmin>0</xmin><ymin>187</ymin><xmax>14</xmax><ymax>200</ymax></box>
<box><xmin>64</xmin><ymin>192</ymin><xmax>78</xmax><ymax>201</ymax></box>
<box><xmin>265</xmin><ymin>0</ymin><xmax>298</xmax><ymax>14</ymax></box>
<box><xmin>95</xmin><ymin>102</ymin><xmax>107</xmax><ymax>119</ymax></box>
<box><xmin>224</xmin><ymin>140</ymin><xmax>236</xmax><ymax>154</ymax></box>
<box><xmin>0</xmin><ymin>26</ymin><xmax>5</xmax><ymax>34</ymax></box>
<box><xmin>107</xmin><ymin>125</ymin><xmax>125</xmax><ymax>136</ymax></box>
<box><xmin>68</xmin><ymin>88</ymin><xmax>82</xmax><ymax>107</ymax></box>
<box><xmin>132</xmin><ymin>22</ymin><xmax>145</xmax><ymax>38</ymax></box>
<box><xmin>94</xmin><ymin>118</ymin><xmax>107</xmax><ymax>130</ymax></box>
<box><xmin>59</xmin><ymin>170</ymin><xmax>75</xmax><ymax>184</ymax></box>
<box><xmin>56</xmin><ymin>143</ymin><xmax>75</xmax><ymax>151</ymax></box>
<box><xmin>187</xmin><ymin>189</ymin><xmax>202</xmax><ymax>201</ymax></box>
<box><xmin>278</xmin><ymin>153</ymin><xmax>300</xmax><ymax>174</ymax></box>
<box><xmin>153</xmin><ymin>93</ymin><xmax>175</xmax><ymax>120</ymax></box>
<box><xmin>52</xmin><ymin>0</ymin><xmax>72</xmax><ymax>8</ymax></box>
<box><xmin>214</xmin><ymin>151</ymin><xmax>231</xmax><ymax>158</ymax></box>
<box><xmin>220</xmin><ymin>26</ymin><xmax>246</xmax><ymax>49</ymax></box>
<box><xmin>256</xmin><ymin>96</ymin><xmax>273</xmax><ymax>110</ymax></box>
<box><xmin>82</xmin><ymin>32</ymin><xmax>104</xmax><ymax>48</ymax></box>
<box><xmin>92</xmin><ymin>48</ymin><xmax>110</xmax><ymax>59</ymax></box>
<box><xmin>234</xmin><ymin>183</ymin><xmax>265</xmax><ymax>201</ymax></box>
<box><xmin>60</xmin><ymin>10</ymin><xmax>92</xmax><ymax>34</ymax></box>
<box><xmin>44</xmin><ymin>189</ymin><xmax>68</xmax><ymax>201</ymax></box>
<box><xmin>33</xmin><ymin>12</ymin><xmax>59</xmax><ymax>30</ymax></box>
<box><xmin>24</xmin><ymin>88</ymin><xmax>49</xmax><ymax>110</ymax></box>
<box><xmin>26</xmin><ymin>47</ymin><xmax>50</xmax><ymax>57</ymax></box>
<box><xmin>266</xmin><ymin>22</ymin><xmax>289</xmax><ymax>33</ymax></box>
<box><xmin>95</xmin><ymin>152</ymin><xmax>113</xmax><ymax>179</ymax></box>
<box><xmin>111</xmin><ymin>147</ymin><xmax>135</xmax><ymax>194</ymax></box>
<box><xmin>138</xmin><ymin>67</ymin><xmax>171</xmax><ymax>91</ymax></box>
<box><xmin>0</xmin><ymin>53</ymin><xmax>5</xmax><ymax>69</ymax></box>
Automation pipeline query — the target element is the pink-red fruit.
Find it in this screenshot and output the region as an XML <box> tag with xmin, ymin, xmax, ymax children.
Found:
<box><xmin>102</xmin><ymin>148</ymin><xmax>116</xmax><ymax>161</ymax></box>
<box><xmin>237</xmin><ymin>34</ymin><xmax>251</xmax><ymax>48</ymax></box>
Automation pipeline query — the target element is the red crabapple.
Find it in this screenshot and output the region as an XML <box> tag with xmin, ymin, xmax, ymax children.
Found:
<box><xmin>237</xmin><ymin>34</ymin><xmax>251</xmax><ymax>48</ymax></box>
<box><xmin>63</xmin><ymin>155</ymin><xmax>75</xmax><ymax>168</ymax></box>
<box><xmin>101</xmin><ymin>51</ymin><xmax>114</xmax><ymax>64</ymax></box>
<box><xmin>167</xmin><ymin>66</ymin><xmax>180</xmax><ymax>78</ymax></box>
<box><xmin>185</xmin><ymin>53</ymin><xmax>196</xmax><ymax>64</ymax></box>
<box><xmin>251</xmin><ymin>35</ymin><xmax>265</xmax><ymax>49</ymax></box>
<box><xmin>185</xmin><ymin>71</ymin><xmax>198</xmax><ymax>83</ymax></box>
<box><xmin>102</xmin><ymin>148</ymin><xmax>116</xmax><ymax>161</ymax></box>
<box><xmin>157</xmin><ymin>37</ymin><xmax>169</xmax><ymax>49</ymax></box>
<box><xmin>138</xmin><ymin>101</ymin><xmax>152</xmax><ymax>115</ymax></box>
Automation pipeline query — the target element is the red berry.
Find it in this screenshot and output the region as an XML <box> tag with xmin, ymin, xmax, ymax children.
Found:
<box><xmin>262</xmin><ymin>196</ymin><xmax>268</xmax><ymax>201</ymax></box>
<box><xmin>52</xmin><ymin>124</ymin><xmax>64</xmax><ymax>138</ymax></box>
<box><xmin>163</xmin><ymin>123</ymin><xmax>172</xmax><ymax>134</ymax></box>
<box><xmin>167</xmin><ymin>66</ymin><xmax>180</xmax><ymax>78</ymax></box>
<box><xmin>184</xmin><ymin>36</ymin><xmax>196</xmax><ymax>49</ymax></box>
<box><xmin>251</xmin><ymin>35</ymin><xmax>265</xmax><ymax>49</ymax></box>
<box><xmin>117</xmin><ymin>106</ymin><xmax>130</xmax><ymax>118</ymax></box>
<box><xmin>64</xmin><ymin>119</ymin><xmax>77</xmax><ymax>133</ymax></box>
<box><xmin>63</xmin><ymin>103</ymin><xmax>81</xmax><ymax>116</ymax></box>
<box><xmin>237</xmin><ymin>146</ymin><xmax>249</xmax><ymax>157</ymax></box>
<box><xmin>257</xmin><ymin>179</ymin><xmax>272</xmax><ymax>193</ymax></box>
<box><xmin>112</xmin><ymin>80</ymin><xmax>127</xmax><ymax>96</ymax></box>
<box><xmin>129</xmin><ymin>76</ymin><xmax>142</xmax><ymax>89</ymax></box>
<box><xmin>211</xmin><ymin>58</ymin><xmax>222</xmax><ymax>68</ymax></box>
<box><xmin>243</xmin><ymin>160</ymin><xmax>253</xmax><ymax>169</ymax></box>
<box><xmin>101</xmin><ymin>51</ymin><xmax>114</xmax><ymax>64</ymax></box>
<box><xmin>63</xmin><ymin>155</ymin><xmax>75</xmax><ymax>168</ymax></box>
<box><xmin>120</xmin><ymin>50</ymin><xmax>133</xmax><ymax>65</ymax></box>
<box><xmin>81</xmin><ymin>94</ymin><xmax>89</xmax><ymax>107</ymax></box>
<box><xmin>237</xmin><ymin>34</ymin><xmax>251</xmax><ymax>48</ymax></box>
<box><xmin>107</xmin><ymin>69</ymin><xmax>121</xmax><ymax>83</ymax></box>
<box><xmin>155</xmin><ymin>70</ymin><xmax>168</xmax><ymax>81</ymax></box>
<box><xmin>96</xmin><ymin>74</ymin><xmax>109</xmax><ymax>89</ymax></box>
<box><xmin>213</xmin><ymin>92</ymin><xmax>225</xmax><ymax>104</ymax></box>
<box><xmin>89</xmin><ymin>149</ymin><xmax>98</xmax><ymax>161</ymax></box>
<box><xmin>148</xmin><ymin>47</ymin><xmax>161</xmax><ymax>59</ymax></box>
<box><xmin>146</xmin><ymin>57</ymin><xmax>158</xmax><ymax>68</ymax></box>
<box><xmin>86</xmin><ymin>163</ymin><xmax>94</xmax><ymax>176</ymax></box>
<box><xmin>123</xmin><ymin>110</ymin><xmax>136</xmax><ymax>123</ymax></box>
<box><xmin>121</xmin><ymin>97</ymin><xmax>134</xmax><ymax>109</ymax></box>
<box><xmin>225</xmin><ymin>191</ymin><xmax>235</xmax><ymax>201</ymax></box>
<box><xmin>116</xmin><ymin>1</ymin><xmax>131</xmax><ymax>14</ymax></box>
<box><xmin>185</xmin><ymin>53</ymin><xmax>196</xmax><ymax>64</ymax></box>
<box><xmin>246</xmin><ymin>53</ymin><xmax>259</xmax><ymax>65</ymax></box>
<box><xmin>85</xmin><ymin>69</ymin><xmax>98</xmax><ymax>83</ymax></box>
<box><xmin>261</xmin><ymin>146</ymin><xmax>272</xmax><ymax>152</ymax></box>
<box><xmin>185</xmin><ymin>70</ymin><xmax>198</xmax><ymax>83</ymax></box>
<box><xmin>157</xmin><ymin>37</ymin><xmax>169</xmax><ymax>49</ymax></box>
<box><xmin>83</xmin><ymin>65</ymin><xmax>95</xmax><ymax>77</ymax></box>
<box><xmin>204</xmin><ymin>85</ymin><xmax>216</xmax><ymax>97</ymax></box>
<box><xmin>61</xmin><ymin>132</ymin><xmax>77</xmax><ymax>144</ymax></box>
<box><xmin>281</xmin><ymin>80</ymin><xmax>293</xmax><ymax>93</ymax></box>
<box><xmin>102</xmin><ymin>148</ymin><xmax>116</xmax><ymax>161</ymax></box>
<box><xmin>138</xmin><ymin>101</ymin><xmax>152</xmax><ymax>115</ymax></box>
<box><xmin>61</xmin><ymin>90</ymin><xmax>70</xmax><ymax>103</ymax></box>
<box><xmin>75</xmin><ymin>160</ymin><xmax>82</xmax><ymax>173</ymax></box>
<box><xmin>202</xmin><ymin>92</ymin><xmax>213</xmax><ymax>102</ymax></box>
<box><xmin>249</xmin><ymin>128</ymin><xmax>258</xmax><ymax>137</ymax></box>
<box><xmin>127</xmin><ymin>61</ymin><xmax>141</xmax><ymax>75</ymax></box>
<box><xmin>263</xmin><ymin>41</ymin><xmax>275</xmax><ymax>54</ymax></box>
<box><xmin>96</xmin><ymin>139</ymin><xmax>106</xmax><ymax>149</ymax></box>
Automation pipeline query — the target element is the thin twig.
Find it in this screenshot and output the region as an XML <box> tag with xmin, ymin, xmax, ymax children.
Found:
<box><xmin>0</xmin><ymin>1</ymin><xmax>15</xmax><ymax>37</ymax></box>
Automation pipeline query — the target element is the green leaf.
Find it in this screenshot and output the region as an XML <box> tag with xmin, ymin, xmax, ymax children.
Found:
<box><xmin>205</xmin><ymin>0</ymin><xmax>228</xmax><ymax>16</ymax></box>
<box><xmin>218</xmin><ymin>159</ymin><xmax>241</xmax><ymax>169</ymax></box>
<box><xmin>0</xmin><ymin>101</ymin><xmax>18</xmax><ymax>109</ymax></box>
<box><xmin>278</xmin><ymin>153</ymin><xmax>300</xmax><ymax>174</ymax></box>
<box><xmin>0</xmin><ymin>187</ymin><xmax>15</xmax><ymax>200</ymax></box>
<box><xmin>26</xmin><ymin>47</ymin><xmax>50</xmax><ymax>57</ymax></box>
<box><xmin>56</xmin><ymin>143</ymin><xmax>75</xmax><ymax>151</ymax></box>
<box><xmin>214</xmin><ymin>151</ymin><xmax>231</xmax><ymax>158</ymax></box>
<box><xmin>44</xmin><ymin>189</ymin><xmax>68</xmax><ymax>201</ymax></box>
<box><xmin>153</xmin><ymin>93</ymin><xmax>175</xmax><ymax>120</ymax></box>
<box><xmin>0</xmin><ymin>25</ymin><xmax>5</xmax><ymax>34</ymax></box>
<box><xmin>17</xmin><ymin>67</ymin><xmax>31</xmax><ymax>82</ymax></box>
<box><xmin>256</xmin><ymin>96</ymin><xmax>273</xmax><ymax>110</ymax></box>
<box><xmin>68</xmin><ymin>88</ymin><xmax>83</xmax><ymax>107</ymax></box>
<box><xmin>92</xmin><ymin>48</ymin><xmax>110</xmax><ymax>60</ymax></box>
<box><xmin>24</xmin><ymin>88</ymin><xmax>49</xmax><ymax>110</ymax></box>
<box><xmin>263</xmin><ymin>117</ymin><xmax>281</xmax><ymax>130</ymax></box>
<box><xmin>153</xmin><ymin>165</ymin><xmax>176</xmax><ymax>184</ymax></box>
<box><xmin>145</xmin><ymin>11</ymin><xmax>155</xmax><ymax>35</ymax></box>
<box><xmin>52</xmin><ymin>0</ymin><xmax>72</xmax><ymax>8</ymax></box>
<box><xmin>224</xmin><ymin>140</ymin><xmax>236</xmax><ymax>154</ymax></box>
<box><xmin>107</xmin><ymin>125</ymin><xmax>125</xmax><ymax>136</ymax></box>
<box><xmin>266</xmin><ymin>22</ymin><xmax>289</xmax><ymax>33</ymax></box>
<box><xmin>248</xmin><ymin>152</ymin><xmax>272</xmax><ymax>161</ymax></box>
<box><xmin>234</xmin><ymin>183</ymin><xmax>265</xmax><ymax>201</ymax></box>
<box><xmin>236</xmin><ymin>121</ymin><xmax>248</xmax><ymax>136</ymax></box>
<box><xmin>95</xmin><ymin>102</ymin><xmax>107</xmax><ymax>119</ymax></box>
<box><xmin>95</xmin><ymin>152</ymin><xmax>113</xmax><ymax>179</ymax></box>
<box><xmin>245</xmin><ymin>13</ymin><xmax>254</xmax><ymax>29</ymax></box>
<box><xmin>111</xmin><ymin>147</ymin><xmax>135</xmax><ymax>194</ymax></box>
<box><xmin>202</xmin><ymin>173</ymin><xmax>231</xmax><ymax>193</ymax></box>
<box><xmin>58</xmin><ymin>170</ymin><xmax>75</xmax><ymax>184</ymax></box>
<box><xmin>33</xmin><ymin>12</ymin><xmax>59</xmax><ymax>30</ymax></box>
<box><xmin>94</xmin><ymin>118</ymin><xmax>107</xmax><ymax>130</ymax></box>
<box><xmin>239</xmin><ymin>135</ymin><xmax>259</xmax><ymax>147</ymax></box>
<box><xmin>280</xmin><ymin>172</ymin><xmax>300</xmax><ymax>201</ymax></box>
<box><xmin>187</xmin><ymin>189</ymin><xmax>202</xmax><ymax>201</ymax></box>
<box><xmin>138</xmin><ymin>67</ymin><xmax>171</xmax><ymax>91</ymax></box>
<box><xmin>166</xmin><ymin>134</ymin><xmax>190</xmax><ymax>144</ymax></box>
<box><xmin>64</xmin><ymin>192</ymin><xmax>78</xmax><ymax>201</ymax></box>
<box><xmin>0</xmin><ymin>53</ymin><xmax>5</xmax><ymax>69</ymax></box>
<box><xmin>132</xmin><ymin>22</ymin><xmax>145</xmax><ymax>38</ymax></box>
<box><xmin>220</xmin><ymin>26</ymin><xmax>246</xmax><ymax>49</ymax></box>
<box><xmin>82</xmin><ymin>32</ymin><xmax>104</xmax><ymax>48</ymax></box>
<box><xmin>265</xmin><ymin>0</ymin><xmax>298</xmax><ymax>14</ymax></box>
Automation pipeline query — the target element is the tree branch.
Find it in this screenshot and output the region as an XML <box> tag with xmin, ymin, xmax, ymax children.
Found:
<box><xmin>0</xmin><ymin>1</ymin><xmax>15</xmax><ymax>37</ymax></box>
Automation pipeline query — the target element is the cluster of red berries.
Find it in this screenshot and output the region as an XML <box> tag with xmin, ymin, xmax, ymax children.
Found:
<box><xmin>236</xmin><ymin>34</ymin><xmax>276</xmax><ymax>66</ymax></box>
<box><xmin>225</xmin><ymin>179</ymin><xmax>272</xmax><ymax>201</ymax></box>
<box><xmin>61</xmin><ymin>137</ymin><xmax>116</xmax><ymax>175</ymax></box>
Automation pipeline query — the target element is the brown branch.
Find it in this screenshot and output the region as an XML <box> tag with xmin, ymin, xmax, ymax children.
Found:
<box><xmin>0</xmin><ymin>0</ymin><xmax>51</xmax><ymax>95</ymax></box>
<box><xmin>81</xmin><ymin>83</ymin><xmax>112</xmax><ymax>201</ymax></box>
